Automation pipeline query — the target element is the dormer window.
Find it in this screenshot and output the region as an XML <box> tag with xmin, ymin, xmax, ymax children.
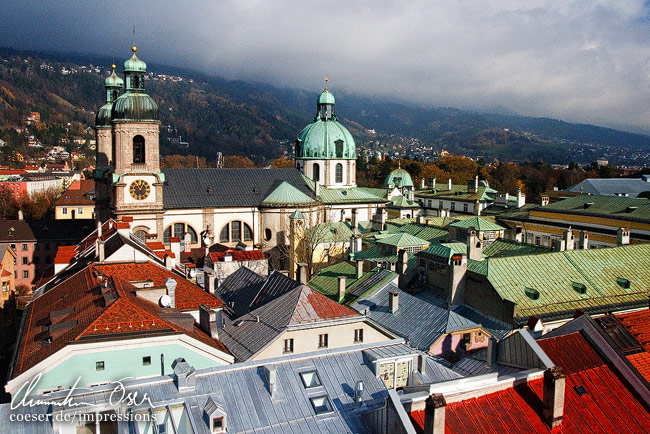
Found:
<box><xmin>300</xmin><ymin>370</ymin><xmax>322</xmax><ymax>389</ymax></box>
<box><xmin>211</xmin><ymin>416</ymin><xmax>225</xmax><ymax>433</ymax></box>
<box><xmin>204</xmin><ymin>396</ymin><xmax>226</xmax><ymax>433</ymax></box>
<box><xmin>310</xmin><ymin>396</ymin><xmax>333</xmax><ymax>415</ymax></box>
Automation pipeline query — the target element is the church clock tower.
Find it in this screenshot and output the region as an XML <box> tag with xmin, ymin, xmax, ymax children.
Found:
<box><xmin>95</xmin><ymin>46</ymin><xmax>165</xmax><ymax>240</ymax></box>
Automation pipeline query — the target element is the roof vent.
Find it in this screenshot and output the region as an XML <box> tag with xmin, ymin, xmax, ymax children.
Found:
<box><xmin>253</xmin><ymin>188</ymin><xmax>259</xmax><ymax>194</ymax></box>
<box><xmin>206</xmin><ymin>188</ymin><xmax>213</xmax><ymax>194</ymax></box>
<box><xmin>626</xmin><ymin>206</ymin><xmax>638</xmax><ymax>213</ymax></box>
<box><xmin>574</xmin><ymin>385</ymin><xmax>587</xmax><ymax>396</ymax></box>
<box><xmin>616</xmin><ymin>277</ymin><xmax>631</xmax><ymax>289</ymax></box>
<box><xmin>525</xmin><ymin>287</ymin><xmax>540</xmax><ymax>300</ymax></box>
<box><xmin>342</xmin><ymin>190</ymin><xmax>347</xmax><ymax>195</ymax></box>
<box><xmin>571</xmin><ymin>281</ymin><xmax>587</xmax><ymax>295</ymax></box>
<box><xmin>583</xmin><ymin>202</ymin><xmax>594</xmax><ymax>209</ymax></box>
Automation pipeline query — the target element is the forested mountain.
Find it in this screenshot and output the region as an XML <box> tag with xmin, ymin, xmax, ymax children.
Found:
<box><xmin>1</xmin><ymin>47</ymin><xmax>649</xmax><ymax>165</ymax></box>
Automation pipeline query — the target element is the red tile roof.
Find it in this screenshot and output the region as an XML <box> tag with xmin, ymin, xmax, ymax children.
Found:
<box><xmin>93</xmin><ymin>262</ymin><xmax>222</xmax><ymax>310</ymax></box>
<box><xmin>55</xmin><ymin>180</ymin><xmax>95</xmax><ymax>206</ymax></box>
<box><xmin>617</xmin><ymin>309</ymin><xmax>650</xmax><ymax>351</ymax></box>
<box><xmin>13</xmin><ymin>265</ymin><xmax>228</xmax><ymax>377</ymax></box>
<box><xmin>411</xmin><ymin>332</ymin><xmax>650</xmax><ymax>434</ymax></box>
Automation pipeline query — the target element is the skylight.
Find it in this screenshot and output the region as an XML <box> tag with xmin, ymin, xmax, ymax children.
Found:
<box><xmin>300</xmin><ymin>371</ymin><xmax>322</xmax><ymax>389</ymax></box>
<box><xmin>310</xmin><ymin>396</ymin><xmax>333</xmax><ymax>415</ymax></box>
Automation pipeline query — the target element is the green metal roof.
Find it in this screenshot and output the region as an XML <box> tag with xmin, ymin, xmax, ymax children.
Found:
<box><xmin>318</xmin><ymin>89</ymin><xmax>335</xmax><ymax>105</ymax></box>
<box><xmin>389</xmin><ymin>195</ymin><xmax>420</xmax><ymax>209</ymax></box>
<box><xmin>261</xmin><ymin>181</ymin><xmax>315</xmax><ymax>206</ymax></box>
<box><xmin>415</xmin><ymin>183</ymin><xmax>498</xmax><ymax>202</ymax></box>
<box><xmin>417</xmin><ymin>242</ymin><xmax>467</xmax><ymax>262</ymax></box>
<box><xmin>384</xmin><ymin>168</ymin><xmax>414</xmax><ymax>188</ymax></box>
<box><xmin>377</xmin><ymin>233</ymin><xmax>429</xmax><ymax>248</ymax></box>
<box><xmin>450</xmin><ymin>216</ymin><xmax>505</xmax><ymax>232</ymax></box>
<box><xmin>357</xmin><ymin>187</ymin><xmax>389</xmax><ymax>199</ymax></box>
<box><xmin>481</xmin><ymin>239</ymin><xmax>550</xmax><ymax>258</ymax></box>
<box><xmin>307</xmin><ymin>261</ymin><xmax>396</xmax><ymax>302</ymax></box>
<box><xmin>124</xmin><ymin>49</ymin><xmax>147</xmax><ymax>72</ymax></box>
<box><xmin>318</xmin><ymin>186</ymin><xmax>387</xmax><ymax>204</ymax></box>
<box><xmin>105</xmin><ymin>67</ymin><xmax>124</xmax><ymax>88</ymax></box>
<box><xmin>111</xmin><ymin>92</ymin><xmax>159</xmax><ymax>121</ymax></box>
<box><xmin>309</xmin><ymin>221</ymin><xmax>355</xmax><ymax>243</ymax></box>
<box><xmin>95</xmin><ymin>102</ymin><xmax>113</xmax><ymax>127</ymax></box>
<box><xmin>535</xmin><ymin>194</ymin><xmax>650</xmax><ymax>223</ymax></box>
<box><xmin>480</xmin><ymin>244</ymin><xmax>650</xmax><ymax>320</ymax></box>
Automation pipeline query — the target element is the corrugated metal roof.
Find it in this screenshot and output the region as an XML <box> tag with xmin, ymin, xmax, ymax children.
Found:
<box><xmin>533</xmin><ymin>194</ymin><xmax>650</xmax><ymax>223</ymax></box>
<box><xmin>307</xmin><ymin>262</ymin><xmax>397</xmax><ymax>302</ymax></box>
<box><xmin>567</xmin><ymin>177</ymin><xmax>650</xmax><ymax>197</ymax></box>
<box><xmin>261</xmin><ymin>181</ymin><xmax>317</xmax><ymax>206</ymax></box>
<box><xmin>376</xmin><ymin>233</ymin><xmax>429</xmax><ymax>248</ymax></box>
<box><xmin>416</xmin><ymin>242</ymin><xmax>467</xmax><ymax>263</ymax></box>
<box><xmin>449</xmin><ymin>216</ymin><xmax>505</xmax><ymax>231</ymax></box>
<box><xmin>481</xmin><ymin>238</ymin><xmax>550</xmax><ymax>258</ymax></box>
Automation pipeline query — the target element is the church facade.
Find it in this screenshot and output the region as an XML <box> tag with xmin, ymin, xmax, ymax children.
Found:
<box><xmin>94</xmin><ymin>47</ymin><xmax>386</xmax><ymax>258</ymax></box>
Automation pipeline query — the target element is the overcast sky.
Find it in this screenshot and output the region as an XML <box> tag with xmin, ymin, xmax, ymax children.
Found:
<box><xmin>3</xmin><ymin>1</ymin><xmax>650</xmax><ymax>132</ymax></box>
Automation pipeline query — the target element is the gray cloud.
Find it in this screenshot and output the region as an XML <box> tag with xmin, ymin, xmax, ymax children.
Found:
<box><xmin>2</xmin><ymin>0</ymin><xmax>650</xmax><ymax>131</ymax></box>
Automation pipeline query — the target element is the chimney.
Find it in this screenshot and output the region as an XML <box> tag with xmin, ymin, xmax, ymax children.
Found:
<box><xmin>315</xmin><ymin>181</ymin><xmax>320</xmax><ymax>197</ymax></box>
<box><xmin>199</xmin><ymin>304</ymin><xmax>221</xmax><ymax>339</ymax></box>
<box><xmin>447</xmin><ymin>178</ymin><xmax>452</xmax><ymax>190</ymax></box>
<box><xmin>579</xmin><ymin>230</ymin><xmax>589</xmax><ymax>249</ymax></box>
<box><xmin>164</xmin><ymin>254</ymin><xmax>175</xmax><ymax>270</ymax></box>
<box><xmin>173</xmin><ymin>358</ymin><xmax>196</xmax><ymax>391</ymax></box>
<box><xmin>264</xmin><ymin>366</ymin><xmax>277</xmax><ymax>398</ymax></box>
<box><xmin>184</xmin><ymin>232</ymin><xmax>192</xmax><ymax>254</ymax></box>
<box><xmin>397</xmin><ymin>249</ymin><xmax>408</xmax><ymax>275</ymax></box>
<box><xmin>297</xmin><ymin>262</ymin><xmax>308</xmax><ymax>284</ymax></box>
<box><xmin>486</xmin><ymin>336</ymin><xmax>497</xmax><ymax>368</ymax></box>
<box><xmin>541</xmin><ymin>195</ymin><xmax>550</xmax><ymax>207</ymax></box>
<box><xmin>97</xmin><ymin>220</ymin><xmax>102</xmax><ymax>238</ymax></box>
<box><xmin>337</xmin><ymin>276</ymin><xmax>346</xmax><ymax>303</ymax></box>
<box><xmin>354</xmin><ymin>380</ymin><xmax>364</xmax><ymax>404</ymax></box>
<box><xmin>351</xmin><ymin>208</ymin><xmax>358</xmax><ymax>230</ymax></box>
<box><xmin>18</xmin><ymin>209</ymin><xmax>23</xmax><ymax>220</ymax></box>
<box><xmin>516</xmin><ymin>189</ymin><xmax>525</xmax><ymax>208</ymax></box>
<box><xmin>355</xmin><ymin>259</ymin><xmax>364</xmax><ymax>279</ymax></box>
<box><xmin>170</xmin><ymin>237</ymin><xmax>181</xmax><ymax>260</ymax></box>
<box><xmin>372</xmin><ymin>208</ymin><xmax>387</xmax><ymax>231</ymax></box>
<box><xmin>418</xmin><ymin>354</ymin><xmax>427</xmax><ymax>374</ymax></box>
<box><xmin>430</xmin><ymin>177</ymin><xmax>436</xmax><ymax>190</ymax></box>
<box><xmin>448</xmin><ymin>254</ymin><xmax>467</xmax><ymax>308</ymax></box>
<box><xmin>420</xmin><ymin>178</ymin><xmax>426</xmax><ymax>189</ymax></box>
<box><xmin>563</xmin><ymin>228</ymin><xmax>574</xmax><ymax>250</ymax></box>
<box><xmin>97</xmin><ymin>240</ymin><xmax>105</xmax><ymax>262</ymax></box>
<box><xmin>165</xmin><ymin>277</ymin><xmax>177</xmax><ymax>308</ymax></box>
<box><xmin>223</xmin><ymin>252</ymin><xmax>233</xmax><ymax>262</ymax></box>
<box><xmin>424</xmin><ymin>394</ymin><xmax>446</xmax><ymax>434</ymax></box>
<box><xmin>389</xmin><ymin>289</ymin><xmax>399</xmax><ymax>313</ymax></box>
<box><xmin>617</xmin><ymin>227</ymin><xmax>630</xmax><ymax>246</ymax></box>
<box><xmin>542</xmin><ymin>366</ymin><xmax>566</xmax><ymax>428</ymax></box>
<box><xmin>467</xmin><ymin>229</ymin><xmax>482</xmax><ymax>261</ymax></box>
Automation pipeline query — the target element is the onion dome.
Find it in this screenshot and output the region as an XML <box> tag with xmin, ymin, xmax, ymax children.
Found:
<box><xmin>95</xmin><ymin>103</ymin><xmax>114</xmax><ymax>127</ymax></box>
<box><xmin>111</xmin><ymin>92</ymin><xmax>159</xmax><ymax>121</ymax></box>
<box><xmin>384</xmin><ymin>168</ymin><xmax>414</xmax><ymax>189</ymax></box>
<box><xmin>123</xmin><ymin>45</ymin><xmax>147</xmax><ymax>72</ymax></box>
<box><xmin>105</xmin><ymin>65</ymin><xmax>124</xmax><ymax>88</ymax></box>
<box><xmin>295</xmin><ymin>88</ymin><xmax>356</xmax><ymax>160</ymax></box>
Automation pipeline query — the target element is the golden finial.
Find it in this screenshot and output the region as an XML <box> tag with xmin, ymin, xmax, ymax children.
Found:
<box><xmin>111</xmin><ymin>64</ymin><xmax>116</xmax><ymax>70</ymax></box>
<box><xmin>324</xmin><ymin>77</ymin><xmax>329</xmax><ymax>91</ymax></box>
<box><xmin>131</xmin><ymin>45</ymin><xmax>137</xmax><ymax>53</ymax></box>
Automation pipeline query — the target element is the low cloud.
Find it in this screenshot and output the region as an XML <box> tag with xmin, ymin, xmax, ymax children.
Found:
<box><xmin>2</xmin><ymin>0</ymin><xmax>650</xmax><ymax>131</ymax></box>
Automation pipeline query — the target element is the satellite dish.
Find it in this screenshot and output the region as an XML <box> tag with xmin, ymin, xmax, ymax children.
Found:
<box><xmin>159</xmin><ymin>294</ymin><xmax>171</xmax><ymax>308</ymax></box>
<box><xmin>189</xmin><ymin>269</ymin><xmax>197</xmax><ymax>278</ymax></box>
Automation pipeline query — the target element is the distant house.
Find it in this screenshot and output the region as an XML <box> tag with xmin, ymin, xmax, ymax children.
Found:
<box><xmin>567</xmin><ymin>175</ymin><xmax>650</xmax><ymax>197</ymax></box>
<box><xmin>0</xmin><ymin>246</ymin><xmax>16</xmax><ymax>307</ymax></box>
<box><xmin>54</xmin><ymin>179</ymin><xmax>95</xmax><ymax>220</ymax></box>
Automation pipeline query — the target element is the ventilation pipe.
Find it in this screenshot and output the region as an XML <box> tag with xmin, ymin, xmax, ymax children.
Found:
<box><xmin>165</xmin><ymin>277</ymin><xmax>177</xmax><ymax>308</ymax></box>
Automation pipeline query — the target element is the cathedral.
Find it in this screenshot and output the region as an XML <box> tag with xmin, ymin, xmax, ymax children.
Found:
<box><xmin>94</xmin><ymin>47</ymin><xmax>388</xmax><ymax>260</ymax></box>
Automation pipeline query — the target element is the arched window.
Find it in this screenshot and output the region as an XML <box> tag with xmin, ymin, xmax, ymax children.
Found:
<box><xmin>134</xmin><ymin>229</ymin><xmax>148</xmax><ymax>242</ymax></box>
<box><xmin>264</xmin><ymin>228</ymin><xmax>272</xmax><ymax>241</ymax></box>
<box><xmin>335</xmin><ymin>163</ymin><xmax>343</xmax><ymax>183</ymax></box>
<box><xmin>313</xmin><ymin>163</ymin><xmax>320</xmax><ymax>182</ymax></box>
<box><xmin>219</xmin><ymin>221</ymin><xmax>254</xmax><ymax>243</ymax></box>
<box><xmin>335</xmin><ymin>140</ymin><xmax>343</xmax><ymax>158</ymax></box>
<box><xmin>112</xmin><ymin>90</ymin><xmax>118</xmax><ymax>101</ymax></box>
<box><xmin>163</xmin><ymin>223</ymin><xmax>198</xmax><ymax>245</ymax></box>
<box><xmin>133</xmin><ymin>75</ymin><xmax>140</xmax><ymax>89</ymax></box>
<box><xmin>133</xmin><ymin>135</ymin><xmax>145</xmax><ymax>164</ymax></box>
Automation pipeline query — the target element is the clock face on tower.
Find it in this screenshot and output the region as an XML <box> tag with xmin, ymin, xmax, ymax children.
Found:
<box><xmin>129</xmin><ymin>179</ymin><xmax>151</xmax><ymax>200</ymax></box>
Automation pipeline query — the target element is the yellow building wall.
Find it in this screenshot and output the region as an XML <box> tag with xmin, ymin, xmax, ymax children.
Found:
<box><xmin>55</xmin><ymin>205</ymin><xmax>95</xmax><ymax>220</ymax></box>
<box><xmin>252</xmin><ymin>320</ymin><xmax>392</xmax><ymax>361</ymax></box>
<box><xmin>529</xmin><ymin>210</ymin><xmax>650</xmax><ymax>232</ymax></box>
<box><xmin>0</xmin><ymin>248</ymin><xmax>16</xmax><ymax>307</ymax></box>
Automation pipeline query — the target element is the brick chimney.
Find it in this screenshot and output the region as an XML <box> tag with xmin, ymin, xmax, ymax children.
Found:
<box><xmin>430</xmin><ymin>177</ymin><xmax>436</xmax><ymax>190</ymax></box>
<box><xmin>424</xmin><ymin>394</ymin><xmax>446</xmax><ymax>434</ymax></box>
<box><xmin>563</xmin><ymin>228</ymin><xmax>574</xmax><ymax>250</ymax></box>
<box><xmin>447</xmin><ymin>178</ymin><xmax>452</xmax><ymax>191</ymax></box>
<box><xmin>199</xmin><ymin>304</ymin><xmax>221</xmax><ymax>339</ymax></box>
<box><xmin>541</xmin><ymin>195</ymin><xmax>550</xmax><ymax>206</ymax></box>
<box><xmin>543</xmin><ymin>366</ymin><xmax>566</xmax><ymax>428</ymax></box>
<box><xmin>617</xmin><ymin>228</ymin><xmax>630</xmax><ymax>246</ymax></box>
<box><xmin>337</xmin><ymin>276</ymin><xmax>346</xmax><ymax>303</ymax></box>
<box><xmin>467</xmin><ymin>228</ymin><xmax>482</xmax><ymax>261</ymax></box>
<box><xmin>388</xmin><ymin>289</ymin><xmax>399</xmax><ymax>313</ymax></box>
<box><xmin>420</xmin><ymin>178</ymin><xmax>426</xmax><ymax>189</ymax></box>
<box><xmin>448</xmin><ymin>253</ymin><xmax>467</xmax><ymax>308</ymax></box>
<box><xmin>355</xmin><ymin>259</ymin><xmax>364</xmax><ymax>279</ymax></box>
<box><xmin>297</xmin><ymin>263</ymin><xmax>308</xmax><ymax>284</ymax></box>
<box><xmin>351</xmin><ymin>208</ymin><xmax>358</xmax><ymax>230</ymax></box>
<box><xmin>170</xmin><ymin>237</ymin><xmax>181</xmax><ymax>260</ymax></box>
<box><xmin>579</xmin><ymin>230</ymin><xmax>589</xmax><ymax>249</ymax></box>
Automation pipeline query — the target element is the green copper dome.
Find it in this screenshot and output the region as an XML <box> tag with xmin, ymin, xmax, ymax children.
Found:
<box><xmin>105</xmin><ymin>66</ymin><xmax>124</xmax><ymax>88</ymax></box>
<box><xmin>124</xmin><ymin>46</ymin><xmax>147</xmax><ymax>72</ymax></box>
<box><xmin>96</xmin><ymin>102</ymin><xmax>114</xmax><ymax>127</ymax></box>
<box><xmin>111</xmin><ymin>92</ymin><xmax>159</xmax><ymax>121</ymax></box>
<box><xmin>384</xmin><ymin>168</ymin><xmax>414</xmax><ymax>188</ymax></box>
<box><xmin>296</xmin><ymin>88</ymin><xmax>355</xmax><ymax>160</ymax></box>
<box><xmin>318</xmin><ymin>89</ymin><xmax>335</xmax><ymax>105</ymax></box>
<box><xmin>296</xmin><ymin>120</ymin><xmax>355</xmax><ymax>159</ymax></box>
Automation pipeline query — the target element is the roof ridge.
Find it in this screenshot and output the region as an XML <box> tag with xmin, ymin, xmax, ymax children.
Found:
<box><xmin>562</xmin><ymin>250</ymin><xmax>604</xmax><ymax>296</ymax></box>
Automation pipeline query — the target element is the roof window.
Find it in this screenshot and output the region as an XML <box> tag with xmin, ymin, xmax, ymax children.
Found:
<box><xmin>310</xmin><ymin>396</ymin><xmax>333</xmax><ymax>415</ymax></box>
<box><xmin>616</xmin><ymin>277</ymin><xmax>631</xmax><ymax>289</ymax></box>
<box><xmin>571</xmin><ymin>281</ymin><xmax>587</xmax><ymax>295</ymax></box>
<box><xmin>300</xmin><ymin>371</ymin><xmax>322</xmax><ymax>389</ymax></box>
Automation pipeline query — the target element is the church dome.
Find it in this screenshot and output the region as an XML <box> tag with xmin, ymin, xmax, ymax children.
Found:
<box><xmin>111</xmin><ymin>92</ymin><xmax>159</xmax><ymax>121</ymax></box>
<box><xmin>296</xmin><ymin>120</ymin><xmax>355</xmax><ymax>159</ymax></box>
<box><xmin>384</xmin><ymin>168</ymin><xmax>414</xmax><ymax>189</ymax></box>
<box><xmin>123</xmin><ymin>46</ymin><xmax>147</xmax><ymax>72</ymax></box>
<box><xmin>95</xmin><ymin>102</ymin><xmax>113</xmax><ymax>127</ymax></box>
<box><xmin>105</xmin><ymin>66</ymin><xmax>124</xmax><ymax>88</ymax></box>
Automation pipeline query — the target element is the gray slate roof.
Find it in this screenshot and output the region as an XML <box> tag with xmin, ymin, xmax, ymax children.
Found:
<box><xmin>162</xmin><ymin>168</ymin><xmax>315</xmax><ymax>209</ymax></box>
<box><xmin>351</xmin><ymin>284</ymin><xmax>511</xmax><ymax>351</ymax></box>
<box><xmin>1</xmin><ymin>340</ymin><xmax>433</xmax><ymax>434</ymax></box>
<box><xmin>217</xmin><ymin>269</ymin><xmax>301</xmax><ymax>318</ymax></box>
<box><xmin>567</xmin><ymin>177</ymin><xmax>650</xmax><ymax>197</ymax></box>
